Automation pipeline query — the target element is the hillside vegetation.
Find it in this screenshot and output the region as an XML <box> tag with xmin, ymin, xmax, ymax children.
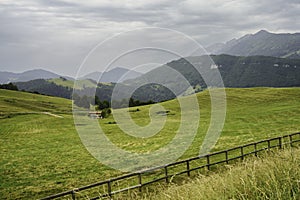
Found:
<box><xmin>0</xmin><ymin>88</ymin><xmax>299</xmax><ymax>199</ymax></box>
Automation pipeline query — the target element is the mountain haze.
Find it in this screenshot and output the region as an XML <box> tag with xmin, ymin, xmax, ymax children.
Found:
<box><xmin>81</xmin><ymin>67</ymin><xmax>143</xmax><ymax>82</ymax></box>
<box><xmin>0</xmin><ymin>69</ymin><xmax>64</xmax><ymax>84</ymax></box>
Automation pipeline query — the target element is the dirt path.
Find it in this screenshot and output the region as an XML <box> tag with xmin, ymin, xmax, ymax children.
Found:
<box><xmin>42</xmin><ymin>112</ymin><xmax>64</xmax><ymax>118</ymax></box>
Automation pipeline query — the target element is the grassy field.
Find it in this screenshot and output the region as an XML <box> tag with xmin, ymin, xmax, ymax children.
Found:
<box><xmin>0</xmin><ymin>88</ymin><xmax>299</xmax><ymax>199</ymax></box>
<box><xmin>133</xmin><ymin>147</ymin><xmax>300</xmax><ymax>200</ymax></box>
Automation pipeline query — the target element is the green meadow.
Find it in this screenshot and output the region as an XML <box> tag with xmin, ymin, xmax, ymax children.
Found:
<box><xmin>0</xmin><ymin>88</ymin><xmax>299</xmax><ymax>199</ymax></box>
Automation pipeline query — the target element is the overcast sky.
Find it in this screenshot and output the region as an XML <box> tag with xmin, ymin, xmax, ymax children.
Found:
<box><xmin>0</xmin><ymin>0</ymin><xmax>299</xmax><ymax>76</ymax></box>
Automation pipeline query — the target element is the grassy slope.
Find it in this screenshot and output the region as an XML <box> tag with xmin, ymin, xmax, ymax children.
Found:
<box><xmin>0</xmin><ymin>88</ymin><xmax>299</xmax><ymax>199</ymax></box>
<box><xmin>103</xmin><ymin>88</ymin><xmax>300</xmax><ymax>157</ymax></box>
<box><xmin>48</xmin><ymin>78</ymin><xmax>96</xmax><ymax>89</ymax></box>
<box><xmin>0</xmin><ymin>89</ymin><xmax>71</xmax><ymax>115</ymax></box>
<box><xmin>135</xmin><ymin>148</ymin><xmax>300</xmax><ymax>200</ymax></box>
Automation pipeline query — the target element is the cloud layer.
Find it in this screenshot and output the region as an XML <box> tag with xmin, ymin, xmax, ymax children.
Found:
<box><xmin>0</xmin><ymin>0</ymin><xmax>299</xmax><ymax>76</ymax></box>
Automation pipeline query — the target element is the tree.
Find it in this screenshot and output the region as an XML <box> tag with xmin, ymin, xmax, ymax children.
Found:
<box><xmin>95</xmin><ymin>95</ymin><xmax>101</xmax><ymax>106</ymax></box>
<box><xmin>100</xmin><ymin>108</ymin><xmax>111</xmax><ymax>118</ymax></box>
<box><xmin>96</xmin><ymin>99</ymin><xmax>110</xmax><ymax>110</ymax></box>
<box><xmin>0</xmin><ymin>83</ymin><xmax>18</xmax><ymax>91</ymax></box>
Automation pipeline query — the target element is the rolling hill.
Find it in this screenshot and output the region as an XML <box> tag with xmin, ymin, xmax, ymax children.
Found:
<box><xmin>14</xmin><ymin>79</ymin><xmax>73</xmax><ymax>99</ymax></box>
<box><xmin>0</xmin><ymin>89</ymin><xmax>71</xmax><ymax>117</ymax></box>
<box><xmin>124</xmin><ymin>54</ymin><xmax>300</xmax><ymax>101</ymax></box>
<box><xmin>48</xmin><ymin>77</ymin><xmax>96</xmax><ymax>89</ymax></box>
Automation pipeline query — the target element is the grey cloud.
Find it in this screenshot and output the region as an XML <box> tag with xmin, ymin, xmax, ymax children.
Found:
<box><xmin>0</xmin><ymin>0</ymin><xmax>299</xmax><ymax>76</ymax></box>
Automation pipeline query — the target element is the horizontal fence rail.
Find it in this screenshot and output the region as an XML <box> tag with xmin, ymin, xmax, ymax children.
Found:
<box><xmin>41</xmin><ymin>132</ymin><xmax>300</xmax><ymax>200</ymax></box>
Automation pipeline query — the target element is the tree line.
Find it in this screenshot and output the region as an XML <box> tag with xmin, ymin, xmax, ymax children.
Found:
<box><xmin>0</xmin><ymin>83</ymin><xmax>18</xmax><ymax>91</ymax></box>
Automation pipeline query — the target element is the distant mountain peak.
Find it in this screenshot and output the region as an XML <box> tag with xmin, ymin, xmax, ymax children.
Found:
<box><xmin>254</xmin><ymin>29</ymin><xmax>270</xmax><ymax>35</ymax></box>
<box><xmin>207</xmin><ymin>30</ymin><xmax>300</xmax><ymax>59</ymax></box>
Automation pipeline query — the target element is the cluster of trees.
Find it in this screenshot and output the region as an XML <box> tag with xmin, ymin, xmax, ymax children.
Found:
<box><xmin>94</xmin><ymin>96</ymin><xmax>112</xmax><ymax>118</ymax></box>
<box><xmin>95</xmin><ymin>96</ymin><xmax>110</xmax><ymax>110</ymax></box>
<box><xmin>73</xmin><ymin>94</ymin><xmax>112</xmax><ymax>118</ymax></box>
<box><xmin>112</xmin><ymin>97</ymin><xmax>155</xmax><ymax>109</ymax></box>
<box><xmin>100</xmin><ymin>108</ymin><xmax>112</xmax><ymax>118</ymax></box>
<box><xmin>0</xmin><ymin>83</ymin><xmax>18</xmax><ymax>91</ymax></box>
<box><xmin>129</xmin><ymin>98</ymin><xmax>155</xmax><ymax>107</ymax></box>
<box><xmin>74</xmin><ymin>93</ymin><xmax>155</xmax><ymax>110</ymax></box>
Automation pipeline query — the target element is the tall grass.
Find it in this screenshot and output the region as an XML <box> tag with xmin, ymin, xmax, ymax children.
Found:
<box><xmin>134</xmin><ymin>148</ymin><xmax>300</xmax><ymax>200</ymax></box>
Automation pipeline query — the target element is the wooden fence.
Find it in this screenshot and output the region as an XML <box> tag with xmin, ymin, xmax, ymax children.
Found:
<box><xmin>41</xmin><ymin>132</ymin><xmax>300</xmax><ymax>200</ymax></box>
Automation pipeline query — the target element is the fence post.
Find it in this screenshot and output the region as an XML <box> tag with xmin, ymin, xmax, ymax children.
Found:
<box><xmin>254</xmin><ymin>143</ymin><xmax>258</xmax><ymax>157</ymax></box>
<box><xmin>107</xmin><ymin>180</ymin><xmax>112</xmax><ymax>199</ymax></box>
<box><xmin>241</xmin><ymin>147</ymin><xmax>244</xmax><ymax>160</ymax></box>
<box><xmin>71</xmin><ymin>190</ymin><xmax>76</xmax><ymax>200</ymax></box>
<box><xmin>289</xmin><ymin>135</ymin><xmax>293</xmax><ymax>147</ymax></box>
<box><xmin>164</xmin><ymin>166</ymin><xmax>169</xmax><ymax>183</ymax></box>
<box><xmin>225</xmin><ymin>151</ymin><xmax>229</xmax><ymax>164</ymax></box>
<box><xmin>138</xmin><ymin>173</ymin><xmax>142</xmax><ymax>192</ymax></box>
<box><xmin>267</xmin><ymin>140</ymin><xmax>271</xmax><ymax>150</ymax></box>
<box><xmin>186</xmin><ymin>160</ymin><xmax>190</xmax><ymax>177</ymax></box>
<box><xmin>206</xmin><ymin>155</ymin><xmax>210</xmax><ymax>170</ymax></box>
<box><xmin>279</xmin><ymin>137</ymin><xmax>282</xmax><ymax>149</ymax></box>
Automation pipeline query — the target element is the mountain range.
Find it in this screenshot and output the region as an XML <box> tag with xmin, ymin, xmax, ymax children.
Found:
<box><xmin>13</xmin><ymin>55</ymin><xmax>300</xmax><ymax>103</ymax></box>
<box><xmin>207</xmin><ymin>30</ymin><xmax>300</xmax><ymax>59</ymax></box>
<box><xmin>0</xmin><ymin>67</ymin><xmax>142</xmax><ymax>84</ymax></box>
<box><xmin>1</xmin><ymin>30</ymin><xmax>300</xmax><ymax>103</ymax></box>
<box><xmin>0</xmin><ymin>69</ymin><xmax>68</xmax><ymax>84</ymax></box>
